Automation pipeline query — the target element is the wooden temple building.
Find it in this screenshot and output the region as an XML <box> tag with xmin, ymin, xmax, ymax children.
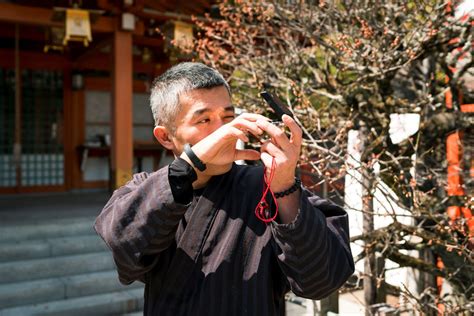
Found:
<box><xmin>0</xmin><ymin>0</ymin><xmax>217</xmax><ymax>194</ymax></box>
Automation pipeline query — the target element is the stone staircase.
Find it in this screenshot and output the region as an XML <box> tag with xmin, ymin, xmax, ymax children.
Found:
<box><xmin>0</xmin><ymin>216</ymin><xmax>144</xmax><ymax>315</ymax></box>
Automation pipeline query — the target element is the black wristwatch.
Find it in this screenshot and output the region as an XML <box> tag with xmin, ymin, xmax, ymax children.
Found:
<box><xmin>183</xmin><ymin>143</ymin><xmax>207</xmax><ymax>172</ymax></box>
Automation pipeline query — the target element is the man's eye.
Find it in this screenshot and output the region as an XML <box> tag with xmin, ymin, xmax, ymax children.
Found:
<box><xmin>197</xmin><ymin>118</ymin><xmax>210</xmax><ymax>124</ymax></box>
<box><xmin>224</xmin><ymin>115</ymin><xmax>235</xmax><ymax>121</ymax></box>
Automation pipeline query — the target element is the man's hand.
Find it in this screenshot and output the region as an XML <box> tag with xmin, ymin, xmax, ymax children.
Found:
<box><xmin>256</xmin><ymin>114</ymin><xmax>303</xmax><ymax>192</ymax></box>
<box><xmin>182</xmin><ymin>113</ymin><xmax>266</xmax><ymax>168</ymax></box>
<box><xmin>256</xmin><ymin>114</ymin><xmax>303</xmax><ymax>224</ymax></box>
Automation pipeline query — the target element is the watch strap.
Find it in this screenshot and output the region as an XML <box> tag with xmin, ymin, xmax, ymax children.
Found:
<box><xmin>183</xmin><ymin>143</ymin><xmax>207</xmax><ymax>172</ymax></box>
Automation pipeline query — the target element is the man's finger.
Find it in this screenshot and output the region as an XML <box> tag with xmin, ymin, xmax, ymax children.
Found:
<box><xmin>256</xmin><ymin>119</ymin><xmax>291</xmax><ymax>151</ymax></box>
<box><xmin>235</xmin><ymin>149</ymin><xmax>261</xmax><ymax>161</ymax></box>
<box><xmin>282</xmin><ymin>114</ymin><xmax>302</xmax><ymax>147</ymax></box>
<box><xmin>237</xmin><ymin>113</ymin><xmax>270</xmax><ymax>122</ymax></box>
<box><xmin>232</xmin><ymin>120</ymin><xmax>263</xmax><ymax>138</ymax></box>
<box><xmin>260</xmin><ymin>151</ymin><xmax>274</xmax><ymax>168</ymax></box>
<box><xmin>225</xmin><ymin>126</ymin><xmax>249</xmax><ymax>142</ymax></box>
<box><xmin>260</xmin><ymin>140</ymin><xmax>284</xmax><ymax>158</ymax></box>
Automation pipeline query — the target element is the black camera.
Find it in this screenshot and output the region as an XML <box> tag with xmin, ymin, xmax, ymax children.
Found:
<box><xmin>260</xmin><ymin>90</ymin><xmax>294</xmax><ymax>123</ymax></box>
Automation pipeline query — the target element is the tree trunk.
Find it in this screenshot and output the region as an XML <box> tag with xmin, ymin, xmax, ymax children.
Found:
<box><xmin>361</xmin><ymin>125</ymin><xmax>376</xmax><ymax>315</ymax></box>
<box><xmin>320</xmin><ymin>180</ymin><xmax>339</xmax><ymax>315</ymax></box>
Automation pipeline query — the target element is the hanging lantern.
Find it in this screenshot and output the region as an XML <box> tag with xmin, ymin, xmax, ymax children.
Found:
<box><xmin>63</xmin><ymin>8</ymin><xmax>92</xmax><ymax>46</ymax></box>
<box><xmin>44</xmin><ymin>27</ymin><xmax>66</xmax><ymax>53</ymax></box>
<box><xmin>160</xmin><ymin>20</ymin><xmax>194</xmax><ymax>61</ymax></box>
<box><xmin>172</xmin><ymin>21</ymin><xmax>193</xmax><ymax>51</ymax></box>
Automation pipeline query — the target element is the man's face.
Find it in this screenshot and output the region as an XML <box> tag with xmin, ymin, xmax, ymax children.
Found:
<box><xmin>171</xmin><ymin>85</ymin><xmax>235</xmax><ymax>153</ymax></box>
<box><xmin>155</xmin><ymin>85</ymin><xmax>235</xmax><ymax>174</ymax></box>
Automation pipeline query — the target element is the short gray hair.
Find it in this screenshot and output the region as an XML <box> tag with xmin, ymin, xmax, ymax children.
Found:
<box><xmin>150</xmin><ymin>62</ymin><xmax>231</xmax><ymax>132</ymax></box>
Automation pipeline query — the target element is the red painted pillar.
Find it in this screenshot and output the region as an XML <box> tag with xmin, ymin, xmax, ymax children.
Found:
<box><xmin>111</xmin><ymin>22</ymin><xmax>133</xmax><ymax>189</ymax></box>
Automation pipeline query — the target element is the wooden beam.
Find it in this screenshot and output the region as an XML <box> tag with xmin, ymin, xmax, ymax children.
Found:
<box><xmin>0</xmin><ymin>24</ymin><xmax>45</xmax><ymax>41</ymax></box>
<box><xmin>78</xmin><ymin>180</ymin><xmax>109</xmax><ymax>189</ymax></box>
<box><xmin>97</xmin><ymin>0</ymin><xmax>119</xmax><ymax>13</ymax></box>
<box><xmin>133</xmin><ymin>35</ymin><xmax>164</xmax><ymax>48</ymax></box>
<box><xmin>111</xmin><ymin>28</ymin><xmax>134</xmax><ymax>189</ymax></box>
<box><xmin>139</xmin><ymin>0</ymin><xmax>212</xmax><ymax>22</ymax></box>
<box><xmin>0</xmin><ymin>3</ymin><xmax>113</xmax><ymax>33</ymax></box>
<box><xmin>177</xmin><ymin>0</ymin><xmax>208</xmax><ymax>15</ymax></box>
<box><xmin>138</xmin><ymin>7</ymin><xmax>202</xmax><ymax>23</ymax></box>
<box><xmin>17</xmin><ymin>186</ymin><xmax>67</xmax><ymax>193</ymax></box>
<box><xmin>0</xmin><ymin>3</ymin><xmax>58</xmax><ymax>28</ymax></box>
<box><xmin>0</xmin><ymin>49</ymin><xmax>70</xmax><ymax>69</ymax></box>
<box><xmin>73</xmin><ymin>50</ymin><xmax>164</xmax><ymax>74</ymax></box>
<box><xmin>73</xmin><ymin>37</ymin><xmax>112</xmax><ymax>63</ymax></box>
<box><xmin>144</xmin><ymin>0</ymin><xmax>175</xmax><ymax>12</ymax></box>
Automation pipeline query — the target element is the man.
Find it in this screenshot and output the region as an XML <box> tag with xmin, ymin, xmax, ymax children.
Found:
<box><xmin>95</xmin><ymin>62</ymin><xmax>354</xmax><ymax>315</ymax></box>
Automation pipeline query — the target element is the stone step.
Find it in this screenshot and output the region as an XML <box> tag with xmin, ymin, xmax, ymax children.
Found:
<box><xmin>0</xmin><ymin>235</ymin><xmax>107</xmax><ymax>262</ymax></box>
<box><xmin>0</xmin><ymin>217</ymin><xmax>96</xmax><ymax>242</ymax></box>
<box><xmin>63</xmin><ymin>271</ymin><xmax>143</xmax><ymax>302</ymax></box>
<box><xmin>0</xmin><ymin>288</ymin><xmax>144</xmax><ymax>316</ymax></box>
<box><xmin>0</xmin><ymin>270</ymin><xmax>143</xmax><ymax>309</ymax></box>
<box><xmin>0</xmin><ymin>252</ymin><xmax>114</xmax><ymax>284</ymax></box>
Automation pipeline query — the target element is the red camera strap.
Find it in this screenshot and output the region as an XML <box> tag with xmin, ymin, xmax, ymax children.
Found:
<box><xmin>255</xmin><ymin>158</ymin><xmax>279</xmax><ymax>223</ymax></box>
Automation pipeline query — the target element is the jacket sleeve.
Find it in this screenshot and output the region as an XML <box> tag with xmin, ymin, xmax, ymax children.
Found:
<box><xmin>94</xmin><ymin>166</ymin><xmax>189</xmax><ymax>285</ymax></box>
<box><xmin>270</xmin><ymin>189</ymin><xmax>355</xmax><ymax>300</ymax></box>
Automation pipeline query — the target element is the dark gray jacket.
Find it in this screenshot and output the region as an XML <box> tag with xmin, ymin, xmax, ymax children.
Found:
<box><xmin>94</xmin><ymin>163</ymin><xmax>354</xmax><ymax>315</ymax></box>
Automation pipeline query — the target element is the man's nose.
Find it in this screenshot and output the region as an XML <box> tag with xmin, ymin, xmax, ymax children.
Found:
<box><xmin>212</xmin><ymin>117</ymin><xmax>225</xmax><ymax>129</ymax></box>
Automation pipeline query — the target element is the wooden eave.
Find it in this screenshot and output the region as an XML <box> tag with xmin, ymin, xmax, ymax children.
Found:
<box><xmin>0</xmin><ymin>2</ymin><xmax>142</xmax><ymax>35</ymax></box>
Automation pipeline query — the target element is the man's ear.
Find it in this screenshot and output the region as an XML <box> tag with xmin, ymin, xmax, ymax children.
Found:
<box><xmin>153</xmin><ymin>126</ymin><xmax>175</xmax><ymax>151</ymax></box>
